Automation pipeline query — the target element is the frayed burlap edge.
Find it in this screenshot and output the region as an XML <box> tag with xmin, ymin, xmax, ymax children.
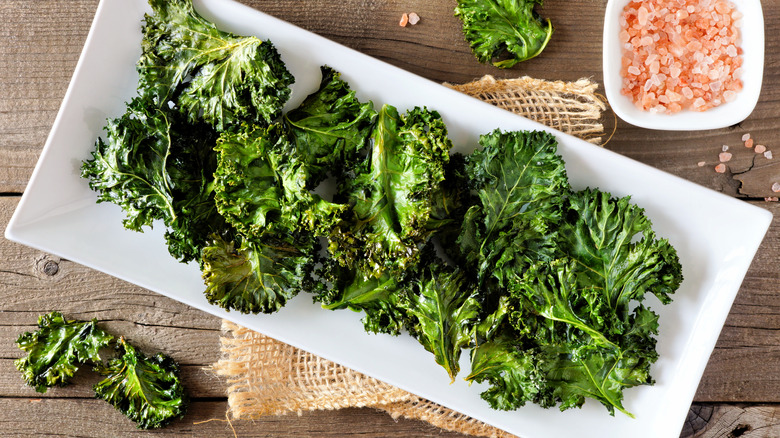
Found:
<box><xmin>213</xmin><ymin>320</ymin><xmax>518</xmax><ymax>438</ymax></box>
<box><xmin>210</xmin><ymin>75</ymin><xmax>609</xmax><ymax>438</ymax></box>
<box><xmin>444</xmin><ymin>75</ymin><xmax>607</xmax><ymax>145</ymax></box>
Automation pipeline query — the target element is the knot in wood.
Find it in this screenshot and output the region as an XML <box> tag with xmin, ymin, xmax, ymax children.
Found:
<box><xmin>42</xmin><ymin>260</ymin><xmax>59</xmax><ymax>276</ymax></box>
<box><xmin>34</xmin><ymin>254</ymin><xmax>61</xmax><ymax>277</ymax></box>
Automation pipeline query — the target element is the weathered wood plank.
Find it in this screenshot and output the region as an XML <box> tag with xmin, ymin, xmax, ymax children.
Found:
<box><xmin>4</xmin><ymin>191</ymin><xmax>780</xmax><ymax>404</ymax></box>
<box><xmin>0</xmin><ymin>398</ymin><xmax>471</xmax><ymax>437</ymax></box>
<box><xmin>682</xmin><ymin>404</ymin><xmax>780</xmax><ymax>438</ymax></box>
<box><xmin>0</xmin><ymin>359</ymin><xmax>226</xmax><ymax>400</ymax></box>
<box><xmin>0</xmin><ymin>0</ymin><xmax>98</xmax><ymax>192</ymax></box>
<box><xmin>8</xmin><ymin>0</ymin><xmax>780</xmax><ymax>197</ymax></box>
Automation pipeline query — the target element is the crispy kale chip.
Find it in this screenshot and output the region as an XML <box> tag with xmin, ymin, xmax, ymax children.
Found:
<box><xmin>403</xmin><ymin>261</ymin><xmax>479</xmax><ymax>382</ymax></box>
<box><xmin>140</xmin><ymin>0</ymin><xmax>294</xmax><ymax>129</ymax></box>
<box><xmin>94</xmin><ymin>337</ymin><xmax>187</xmax><ymax>429</ymax></box>
<box><xmin>213</xmin><ymin>123</ymin><xmax>347</xmax><ymax>238</ymax></box>
<box><xmin>454</xmin><ymin>0</ymin><xmax>553</xmax><ymax>68</ymax></box>
<box><xmin>556</xmin><ymin>189</ymin><xmax>683</xmax><ymax>307</ymax></box>
<box><xmin>467</xmin><ymin>327</ymin><xmax>555</xmax><ymax>411</ymax></box>
<box><xmin>201</xmin><ymin>234</ymin><xmax>316</xmax><ymax>314</ymax></box>
<box><xmin>316</xmin><ymin>261</ymin><xmax>411</xmax><ymax>335</ymax></box>
<box><xmin>81</xmin><ymin>97</ymin><xmax>223</xmax><ymax>263</ymax></box>
<box><xmin>284</xmin><ymin>66</ymin><xmax>377</xmax><ymax>184</ymax></box>
<box><xmin>15</xmin><ymin>312</ymin><xmax>113</xmax><ymax>393</ymax></box>
<box><xmin>458</xmin><ymin>129</ymin><xmax>569</xmax><ymax>302</ymax></box>
<box><xmin>16</xmin><ymin>314</ymin><xmax>188</xmax><ymax>428</ymax></box>
<box><xmin>315</xmin><ymin>105</ymin><xmax>456</xmax><ymax>334</ymax></box>
<box><xmin>467</xmin><ymin>187</ymin><xmax>683</xmax><ymax>416</ymax></box>
<box><xmin>328</xmin><ymin>105</ymin><xmax>453</xmax><ymax>275</ymax></box>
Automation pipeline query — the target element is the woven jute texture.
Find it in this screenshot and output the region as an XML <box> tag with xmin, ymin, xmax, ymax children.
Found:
<box><xmin>212</xmin><ymin>75</ymin><xmax>608</xmax><ymax>438</ymax></box>
<box><xmin>444</xmin><ymin>75</ymin><xmax>607</xmax><ymax>145</ymax></box>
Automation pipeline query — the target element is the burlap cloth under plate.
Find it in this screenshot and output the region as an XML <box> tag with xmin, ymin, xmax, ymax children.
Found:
<box><xmin>212</xmin><ymin>75</ymin><xmax>608</xmax><ymax>438</ymax></box>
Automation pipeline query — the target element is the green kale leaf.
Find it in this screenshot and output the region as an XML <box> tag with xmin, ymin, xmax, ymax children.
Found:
<box><xmin>81</xmin><ymin>97</ymin><xmax>223</xmax><ymax>263</ymax></box>
<box><xmin>556</xmin><ymin>189</ymin><xmax>683</xmax><ymax>308</ymax></box>
<box><xmin>466</xmin><ymin>330</ymin><xmax>555</xmax><ymax>411</ymax></box>
<box><xmin>201</xmin><ymin>233</ymin><xmax>316</xmax><ymax>314</ymax></box>
<box><xmin>140</xmin><ymin>0</ymin><xmax>294</xmax><ymax>130</ymax></box>
<box><xmin>213</xmin><ymin>123</ymin><xmax>347</xmax><ymax>239</ymax></box>
<box><xmin>493</xmin><ymin>189</ymin><xmax>682</xmax><ymax>416</ymax></box>
<box><xmin>93</xmin><ymin>337</ymin><xmax>187</xmax><ymax>429</ymax></box>
<box><xmin>284</xmin><ymin>65</ymin><xmax>377</xmax><ymax>184</ymax></box>
<box><xmin>328</xmin><ymin>105</ymin><xmax>453</xmax><ymax>275</ymax></box>
<box><xmin>458</xmin><ymin>129</ymin><xmax>569</xmax><ymax>307</ymax></box>
<box><xmin>315</xmin><ymin>260</ymin><xmax>411</xmax><ymax>335</ymax></box>
<box><xmin>15</xmin><ymin>312</ymin><xmax>114</xmax><ymax>393</ymax></box>
<box><xmin>454</xmin><ymin>0</ymin><xmax>553</xmax><ymax>68</ymax></box>
<box><xmin>403</xmin><ymin>262</ymin><xmax>480</xmax><ymax>382</ymax></box>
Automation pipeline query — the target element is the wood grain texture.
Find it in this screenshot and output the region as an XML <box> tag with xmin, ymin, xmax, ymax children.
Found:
<box><xmin>2</xmin><ymin>0</ymin><xmax>780</xmax><ymax>437</ymax></box>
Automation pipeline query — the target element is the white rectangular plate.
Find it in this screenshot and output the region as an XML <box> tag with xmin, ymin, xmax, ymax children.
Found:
<box><xmin>5</xmin><ymin>1</ymin><xmax>773</xmax><ymax>437</ymax></box>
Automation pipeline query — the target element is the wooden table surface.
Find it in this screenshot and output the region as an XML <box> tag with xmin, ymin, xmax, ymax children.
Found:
<box><xmin>2</xmin><ymin>1</ymin><xmax>779</xmax><ymax>437</ymax></box>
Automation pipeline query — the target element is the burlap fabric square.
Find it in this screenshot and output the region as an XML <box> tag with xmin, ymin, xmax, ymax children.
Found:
<box><xmin>212</xmin><ymin>75</ymin><xmax>609</xmax><ymax>438</ymax></box>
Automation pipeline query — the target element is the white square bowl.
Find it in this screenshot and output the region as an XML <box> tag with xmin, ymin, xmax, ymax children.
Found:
<box><xmin>603</xmin><ymin>0</ymin><xmax>764</xmax><ymax>130</ymax></box>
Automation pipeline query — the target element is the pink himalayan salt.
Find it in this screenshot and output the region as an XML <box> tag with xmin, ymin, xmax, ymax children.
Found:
<box><xmin>620</xmin><ymin>0</ymin><xmax>744</xmax><ymax>114</ymax></box>
<box><xmin>755</xmin><ymin>144</ymin><xmax>767</xmax><ymax>154</ymax></box>
<box><xmin>715</xmin><ymin>163</ymin><xmax>727</xmax><ymax>173</ymax></box>
<box><xmin>773</xmin><ymin>182</ymin><xmax>780</xmax><ymax>193</ymax></box>
<box><xmin>719</xmin><ymin>152</ymin><xmax>732</xmax><ymax>162</ymax></box>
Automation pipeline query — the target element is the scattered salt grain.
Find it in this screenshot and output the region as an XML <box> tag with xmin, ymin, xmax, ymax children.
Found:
<box><xmin>719</xmin><ymin>152</ymin><xmax>733</xmax><ymax>162</ymax></box>
<box><xmin>399</xmin><ymin>13</ymin><xmax>409</xmax><ymax>27</ymax></box>
<box><xmin>754</xmin><ymin>144</ymin><xmax>767</xmax><ymax>154</ymax></box>
<box><xmin>741</xmin><ymin>133</ymin><xmax>751</xmax><ymax>142</ymax></box>
<box><xmin>745</xmin><ymin>138</ymin><xmax>754</xmax><ymax>148</ymax></box>
<box><xmin>772</xmin><ymin>182</ymin><xmax>780</xmax><ymax>193</ymax></box>
<box><xmin>408</xmin><ymin>12</ymin><xmax>420</xmax><ymax>25</ymax></box>
<box><xmin>765</xmin><ymin>197</ymin><xmax>779</xmax><ymax>202</ymax></box>
<box><xmin>715</xmin><ymin>163</ymin><xmax>727</xmax><ymax>173</ymax></box>
<box><xmin>698</xmin><ymin>161</ymin><xmax>707</xmax><ymax>167</ymax></box>
<box><xmin>722</xmin><ymin>145</ymin><xmax>729</xmax><ymax>152</ymax></box>
<box><xmin>765</xmin><ymin>151</ymin><xmax>773</xmax><ymax>159</ymax></box>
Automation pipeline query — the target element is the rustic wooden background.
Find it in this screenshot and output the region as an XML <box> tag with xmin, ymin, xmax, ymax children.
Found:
<box><xmin>2</xmin><ymin>0</ymin><xmax>780</xmax><ymax>436</ymax></box>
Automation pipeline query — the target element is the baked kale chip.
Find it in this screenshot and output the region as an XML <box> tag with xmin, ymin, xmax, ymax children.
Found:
<box><xmin>140</xmin><ymin>0</ymin><xmax>294</xmax><ymax>130</ymax></box>
<box><xmin>81</xmin><ymin>97</ymin><xmax>224</xmax><ymax>263</ymax></box>
<box><xmin>454</xmin><ymin>0</ymin><xmax>553</xmax><ymax>68</ymax></box>
<box><xmin>15</xmin><ymin>312</ymin><xmax>113</xmax><ymax>393</ymax></box>
<box><xmin>201</xmin><ymin>233</ymin><xmax>317</xmax><ymax>314</ymax></box>
<box><xmin>94</xmin><ymin>337</ymin><xmax>187</xmax><ymax>429</ymax></box>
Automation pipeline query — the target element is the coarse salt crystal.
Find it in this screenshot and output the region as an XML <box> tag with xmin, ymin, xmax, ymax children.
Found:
<box><xmin>698</xmin><ymin>161</ymin><xmax>707</xmax><ymax>167</ymax></box>
<box><xmin>772</xmin><ymin>182</ymin><xmax>780</xmax><ymax>193</ymax></box>
<box><xmin>719</xmin><ymin>152</ymin><xmax>733</xmax><ymax>162</ymax></box>
<box><xmin>715</xmin><ymin>163</ymin><xmax>727</xmax><ymax>173</ymax></box>
<box><xmin>765</xmin><ymin>151</ymin><xmax>773</xmax><ymax>159</ymax></box>
<box><xmin>745</xmin><ymin>138</ymin><xmax>754</xmax><ymax>148</ymax></box>
<box><xmin>722</xmin><ymin>145</ymin><xmax>729</xmax><ymax>151</ymax></box>
<box><xmin>754</xmin><ymin>144</ymin><xmax>767</xmax><ymax>154</ymax></box>
<box><xmin>408</xmin><ymin>12</ymin><xmax>420</xmax><ymax>25</ymax></box>
<box><xmin>619</xmin><ymin>0</ymin><xmax>744</xmax><ymax>114</ymax></box>
<box><xmin>742</xmin><ymin>133</ymin><xmax>751</xmax><ymax>141</ymax></box>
